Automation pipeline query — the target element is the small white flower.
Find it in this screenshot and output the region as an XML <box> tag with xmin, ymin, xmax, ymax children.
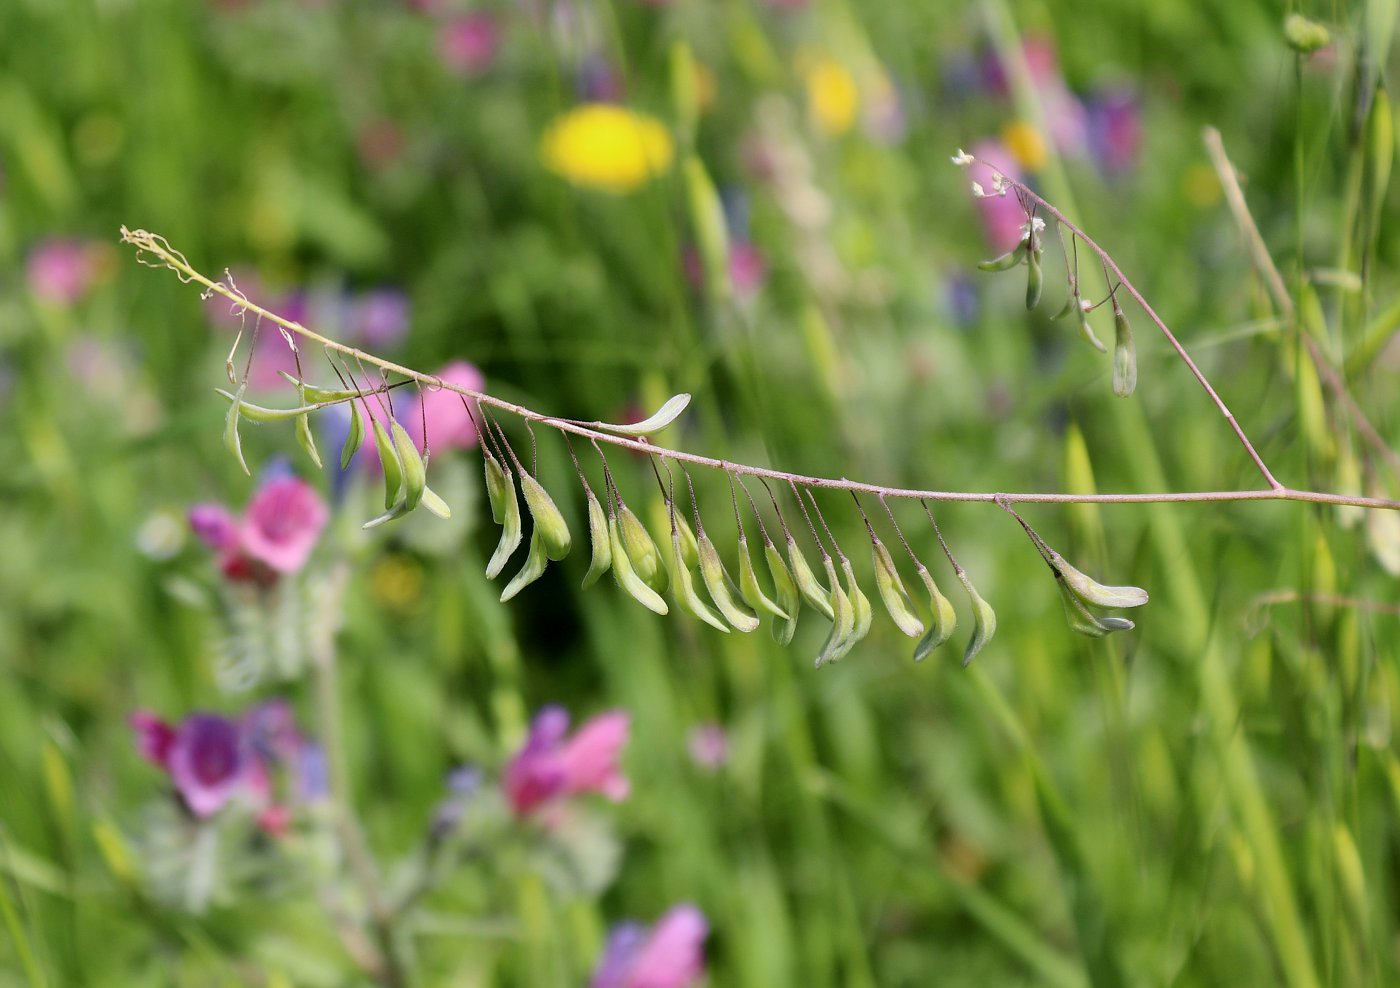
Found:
<box><xmin>1079</xmin><ymin>297</ymin><xmax>1094</xmax><ymax>312</ymax></box>
<box><xmin>951</xmin><ymin>149</ymin><xmax>974</xmax><ymax>166</ymax></box>
<box><xmin>1018</xmin><ymin>216</ymin><xmax>1046</xmax><ymax>242</ymax></box>
<box><xmin>970</xmin><ymin>181</ymin><xmax>987</xmax><ymax>198</ymax></box>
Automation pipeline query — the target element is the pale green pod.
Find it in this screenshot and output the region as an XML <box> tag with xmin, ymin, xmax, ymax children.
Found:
<box><xmin>484</xmin><ymin>464</ymin><xmax>523</xmax><ymax>580</ymax></box>
<box><xmin>871</xmin><ymin>540</ymin><xmax>924</xmax><ymax>638</ymax></box>
<box><xmin>363</xmin><ymin>498</ymin><xmax>411</xmax><ymax>530</ymax></box>
<box><xmin>340</xmin><ymin>403</ymin><xmax>365</xmax><ymax>471</ymax></box>
<box><xmin>787</xmin><ymin>535</ymin><xmax>834</xmax><ymax>620</ymax></box>
<box><xmin>1048</xmin><ymin>550</ymin><xmax>1148</xmax><ymax>609</ymax></box>
<box><xmin>1056</xmin><ymin>576</ymin><xmax>1134</xmax><ymax>638</ymax></box>
<box><xmin>609</xmin><ymin>518</ymin><xmax>669</xmax><ymax>615</ymax></box>
<box><xmin>224</xmin><ymin>385</ymin><xmax>251</xmax><ymax>476</ymax></box>
<box><xmin>913</xmin><ymin>565</ymin><xmax>957</xmax><ymax>661</ymax></box>
<box><xmin>670</xmin><ymin>527</ymin><xmax>729</xmax><ymax>633</ymax></box>
<box><xmin>958</xmin><ymin>572</ymin><xmax>997</xmax><ymax>667</ymax></box>
<box><xmin>372</xmin><ymin>419</ymin><xmax>403</xmax><ymax>510</ymax></box>
<box><xmin>588</xmin><ymin>394</ymin><xmax>692</xmax><ymax>437</ymax></box>
<box><xmin>296</xmin><ymin>408</ymin><xmax>323</xmax><ymax>470</ymax></box>
<box><xmin>278</xmin><ymin>372</ymin><xmax>366</xmax><ymax>404</ymax></box>
<box><xmin>216</xmin><ymin>388</ymin><xmax>320</xmax><ymax>422</ymax></box>
<box><xmin>519</xmin><ymin>473</ymin><xmax>572</xmax><ymax>561</ymax></box>
<box><xmin>619</xmin><ymin>504</ymin><xmax>667</xmax><ymax>593</ymax></box>
<box><xmin>421</xmin><ymin>485</ymin><xmax>452</xmax><ymax>520</ymax></box>
<box><xmin>484</xmin><ymin>451</ymin><xmax>511</xmax><ymax>524</ymax></box>
<box><xmin>737</xmin><ymin>536</ymin><xmax>789</xmax><ymax>619</ymax></box>
<box><xmin>828</xmin><ymin>558</ymin><xmax>872</xmax><ymax>663</ymax></box>
<box><xmin>580</xmin><ymin>489</ymin><xmax>612</xmax><ymax>589</ymax></box>
<box><xmin>977</xmin><ymin>247</ymin><xmax>1022</xmax><ymax>272</ymax></box>
<box><xmin>501</xmin><ymin>528</ymin><xmax>548</xmax><ymax>602</ymax></box>
<box><xmin>1025</xmin><ymin>248</ymin><xmax>1043</xmax><ymax>310</ymax></box>
<box><xmin>1050</xmin><ymin>292</ymin><xmax>1077</xmax><ymax>321</ymax></box>
<box><xmin>1076</xmin><ymin>303</ymin><xmax>1108</xmax><ymax>353</ymax></box>
<box><xmin>697</xmin><ymin>532</ymin><xmax>759</xmax><ymax>632</ymax></box>
<box><xmin>674</xmin><ymin>509</ymin><xmax>700</xmax><ymax>569</ymax></box>
<box><xmin>1112</xmin><ymin>300</ymin><xmax>1137</xmax><ymax>398</ymax></box>
<box><xmin>765</xmin><ymin>542</ymin><xmax>801</xmax><ymax>645</ymax></box>
<box><xmin>390</xmin><ymin>420</ymin><xmax>425</xmax><ymax>511</ymax></box>
<box><xmin>814</xmin><ymin>557</ymin><xmax>854</xmax><ymax>668</ymax></box>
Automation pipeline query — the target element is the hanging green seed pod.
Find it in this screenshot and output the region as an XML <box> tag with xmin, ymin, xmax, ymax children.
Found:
<box><xmin>737</xmin><ymin>535</ymin><xmax>789</xmax><ymax>619</ymax></box>
<box><xmin>1076</xmin><ymin>300</ymin><xmax>1108</xmax><ymax>353</ymax></box>
<box><xmin>977</xmin><ymin>247</ymin><xmax>1023</xmax><ymax>272</ymax></box>
<box><xmin>765</xmin><ymin>541</ymin><xmax>801</xmax><ymax>645</ymax></box>
<box><xmin>828</xmin><ymin>558</ymin><xmax>872</xmax><ymax>663</ymax></box>
<box><xmin>1050</xmin><ymin>292</ymin><xmax>1078</xmax><ymax>321</ymax></box>
<box><xmin>787</xmin><ymin>535</ymin><xmax>834</xmax><ymax>620</ymax></box>
<box><xmin>618</xmin><ymin>504</ymin><xmax>667</xmax><ymax>593</ymax></box>
<box><xmin>224</xmin><ymin>384</ymin><xmax>251</xmax><ymax>476</ymax></box>
<box><xmin>1047</xmin><ymin>550</ymin><xmax>1148</xmax><ymax>609</ymax></box>
<box><xmin>1112</xmin><ymin>298</ymin><xmax>1137</xmax><ymax>397</ymax></box>
<box><xmin>421</xmin><ymin>485</ymin><xmax>452</xmax><ymax>520</ymax></box>
<box><xmin>673</xmin><ymin>506</ymin><xmax>701</xmax><ymax>569</ymax></box>
<box><xmin>501</xmin><ymin>528</ymin><xmax>549</xmax><ymax>602</ymax></box>
<box><xmin>814</xmin><ymin>557</ymin><xmax>855</xmax><ymax>668</ymax></box>
<box><xmin>340</xmin><ymin>402</ymin><xmax>365</xmax><ymax>471</ymax></box>
<box><xmin>958</xmin><ymin>571</ymin><xmax>997</xmax><ymax>666</ymax></box>
<box><xmin>216</xmin><ymin>389</ymin><xmax>321</xmax><ymax>422</ymax></box>
<box><xmin>391</xmin><ymin>420</ymin><xmax>426</xmax><ymax>511</ymax></box>
<box><xmin>278</xmin><ymin>372</ymin><xmax>368</xmax><ymax>404</ymax></box>
<box><xmin>1025</xmin><ymin>246</ymin><xmax>1043</xmax><ymax>310</ymax></box>
<box><xmin>913</xmin><ymin>565</ymin><xmax>957</xmax><ymax>661</ymax></box>
<box><xmin>697</xmin><ymin>531</ymin><xmax>759</xmax><ymax>632</ymax></box>
<box><xmin>580</xmin><ymin>489</ymin><xmax>612</xmax><ymax>589</ymax></box>
<box><xmin>1056</xmin><ymin>575</ymin><xmax>1135</xmax><ymax>637</ymax></box>
<box><xmin>669</xmin><ymin>526</ymin><xmax>729</xmax><ymax>632</ymax></box>
<box><xmin>519</xmin><ymin>473</ymin><xmax>571</xmax><ymax>561</ymax></box>
<box><xmin>484</xmin><ymin>462</ymin><xmax>523</xmax><ymax>580</ymax></box>
<box><xmin>872</xmin><ymin>540</ymin><xmax>924</xmax><ymax>638</ymax></box>
<box><xmin>363</xmin><ymin>498</ymin><xmax>411</xmax><ymax>530</ymax></box>
<box><xmin>484</xmin><ymin>451</ymin><xmax>512</xmax><ymax>524</ymax></box>
<box><xmin>610</xmin><ymin>517</ymin><xmax>669</xmax><ymax>615</ymax></box>
<box><xmin>372</xmin><ymin>419</ymin><xmax>404</xmax><ymax>510</ymax></box>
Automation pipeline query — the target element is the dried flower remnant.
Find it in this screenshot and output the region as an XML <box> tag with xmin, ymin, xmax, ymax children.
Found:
<box><xmin>504</xmin><ymin>707</ymin><xmax>630</xmax><ymax>816</ymax></box>
<box><xmin>540</xmin><ymin>104</ymin><xmax>675</xmax><ymax>193</ymax></box>
<box><xmin>592</xmin><ymin>904</ymin><xmax>708</xmax><ymax>988</ymax></box>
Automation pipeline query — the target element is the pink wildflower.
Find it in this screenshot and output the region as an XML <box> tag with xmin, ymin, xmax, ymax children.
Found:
<box><xmin>437</xmin><ymin>13</ymin><xmax>500</xmax><ymax>76</ymax></box>
<box><xmin>591</xmin><ymin>905</ymin><xmax>709</xmax><ymax>988</ymax></box>
<box><xmin>26</xmin><ymin>240</ymin><xmax>100</xmax><ymax>305</ymax></box>
<box><xmin>189</xmin><ymin>475</ymin><xmax>327</xmax><ymax>581</ymax></box>
<box><xmin>504</xmin><ymin>706</ymin><xmax>631</xmax><ymax>816</ymax></box>
<box><xmin>686</xmin><ymin>724</ymin><xmax>729</xmax><ymax>770</ymax></box>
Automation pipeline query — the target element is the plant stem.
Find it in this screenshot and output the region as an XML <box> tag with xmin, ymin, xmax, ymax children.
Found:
<box><xmin>118</xmin><ymin>227</ymin><xmax>1400</xmax><ymax>514</ymax></box>
<box><xmin>308</xmin><ymin>563</ymin><xmax>409</xmax><ymax>988</ymax></box>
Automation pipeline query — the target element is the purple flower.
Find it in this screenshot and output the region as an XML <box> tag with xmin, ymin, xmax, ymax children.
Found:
<box><xmin>1086</xmin><ymin>87</ymin><xmax>1142</xmax><ymax>175</ymax></box>
<box><xmin>504</xmin><ymin>706</ymin><xmax>630</xmax><ymax>816</ymax></box>
<box><xmin>686</xmin><ymin>724</ymin><xmax>729</xmax><ymax>770</ymax></box>
<box><xmin>592</xmin><ymin>905</ymin><xmax>708</xmax><ymax>988</ymax></box>
<box><xmin>132</xmin><ymin>711</ymin><xmax>249</xmax><ymax>818</ymax></box>
<box><xmin>437</xmin><ymin>13</ymin><xmax>500</xmax><ymax>76</ymax></box>
<box><xmin>350</xmin><ymin>289</ymin><xmax>411</xmax><ymax>349</ymax></box>
<box><xmin>26</xmin><ymin>239</ymin><xmax>101</xmax><ymax>305</ymax></box>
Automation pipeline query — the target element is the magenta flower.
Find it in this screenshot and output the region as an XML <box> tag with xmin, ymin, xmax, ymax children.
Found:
<box><xmin>132</xmin><ymin>711</ymin><xmax>250</xmax><ymax>818</ymax></box>
<box><xmin>437</xmin><ymin>13</ymin><xmax>500</xmax><ymax>76</ymax></box>
<box><xmin>1087</xmin><ymin>87</ymin><xmax>1142</xmax><ymax>175</ymax></box>
<box><xmin>190</xmin><ymin>475</ymin><xmax>327</xmax><ymax>581</ymax></box>
<box><xmin>26</xmin><ymin>239</ymin><xmax>100</xmax><ymax>305</ymax></box>
<box><xmin>241</xmin><ymin>477</ymin><xmax>329</xmax><ymax>573</ymax></box>
<box><xmin>592</xmin><ymin>905</ymin><xmax>709</xmax><ymax>988</ymax></box>
<box><xmin>404</xmin><ymin>360</ymin><xmax>485</xmax><ymax>453</ymax></box>
<box><xmin>504</xmin><ymin>706</ymin><xmax>630</xmax><ymax>816</ymax></box>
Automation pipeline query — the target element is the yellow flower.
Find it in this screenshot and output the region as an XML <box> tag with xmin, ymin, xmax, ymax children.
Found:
<box><xmin>1001</xmin><ymin>120</ymin><xmax>1048</xmax><ymax>172</ymax></box>
<box><xmin>539</xmin><ymin>104</ymin><xmax>675</xmax><ymax>194</ymax></box>
<box><xmin>803</xmin><ymin>55</ymin><xmax>859</xmax><ymax>136</ymax></box>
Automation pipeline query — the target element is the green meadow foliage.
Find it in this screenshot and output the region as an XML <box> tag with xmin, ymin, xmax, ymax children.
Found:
<box><xmin>3</xmin><ymin>0</ymin><xmax>1400</xmax><ymax>986</ymax></box>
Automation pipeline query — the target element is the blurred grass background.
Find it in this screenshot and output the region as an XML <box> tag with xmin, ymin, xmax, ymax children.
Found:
<box><xmin>4</xmin><ymin>0</ymin><xmax>1400</xmax><ymax>985</ymax></box>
